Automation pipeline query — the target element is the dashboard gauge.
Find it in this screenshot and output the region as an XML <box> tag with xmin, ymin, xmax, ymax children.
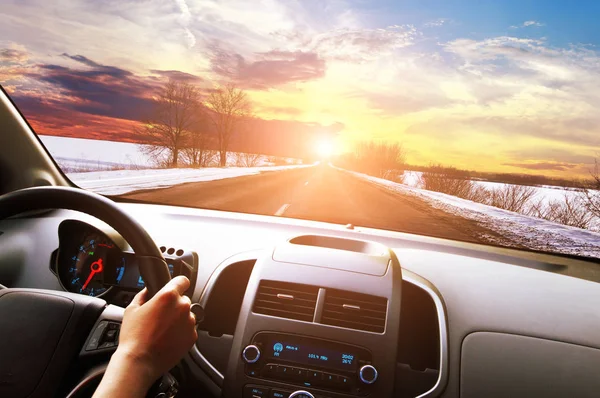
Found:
<box><xmin>57</xmin><ymin>221</ymin><xmax>120</xmax><ymax>297</ymax></box>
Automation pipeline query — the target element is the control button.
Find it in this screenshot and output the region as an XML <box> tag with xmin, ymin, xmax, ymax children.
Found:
<box><xmin>359</xmin><ymin>364</ymin><xmax>378</xmax><ymax>385</ymax></box>
<box><xmin>85</xmin><ymin>321</ymin><xmax>108</xmax><ymax>351</ymax></box>
<box><xmin>270</xmin><ymin>390</ymin><xmax>290</xmax><ymax>398</ymax></box>
<box><xmin>104</xmin><ymin>329</ymin><xmax>117</xmax><ymax>342</ymax></box>
<box><xmin>276</xmin><ymin>365</ymin><xmax>292</xmax><ymax>380</ymax></box>
<box><xmin>262</xmin><ymin>363</ymin><xmax>278</xmax><ymax>377</ymax></box>
<box><xmin>336</xmin><ymin>375</ymin><xmax>352</xmax><ymax>390</ymax></box>
<box><xmin>289</xmin><ymin>391</ymin><xmax>314</xmax><ymax>398</ymax></box>
<box><xmin>99</xmin><ymin>341</ymin><xmax>115</xmax><ymax>349</ymax></box>
<box><xmin>242</xmin><ymin>345</ymin><xmax>261</xmax><ymax>364</ymax></box>
<box><xmin>322</xmin><ymin>373</ymin><xmax>336</xmax><ymax>387</ymax></box>
<box><xmin>247</xmin><ymin>367</ymin><xmax>260</xmax><ymax>377</ymax></box>
<box><xmin>244</xmin><ymin>385</ymin><xmax>269</xmax><ymax>398</ymax></box>
<box><xmin>307</xmin><ymin>370</ymin><xmax>322</xmax><ymax>385</ymax></box>
<box><xmin>290</xmin><ymin>367</ymin><xmax>307</xmax><ymax>381</ymax></box>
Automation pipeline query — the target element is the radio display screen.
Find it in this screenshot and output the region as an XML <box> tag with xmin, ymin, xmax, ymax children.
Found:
<box><xmin>265</xmin><ymin>337</ymin><xmax>359</xmax><ymax>371</ymax></box>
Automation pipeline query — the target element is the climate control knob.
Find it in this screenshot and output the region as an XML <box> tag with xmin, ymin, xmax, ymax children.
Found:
<box><xmin>241</xmin><ymin>344</ymin><xmax>261</xmax><ymax>364</ymax></box>
<box><xmin>359</xmin><ymin>364</ymin><xmax>378</xmax><ymax>384</ymax></box>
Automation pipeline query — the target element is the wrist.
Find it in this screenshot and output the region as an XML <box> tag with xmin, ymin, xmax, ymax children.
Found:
<box><xmin>113</xmin><ymin>347</ymin><xmax>158</xmax><ymax>389</ymax></box>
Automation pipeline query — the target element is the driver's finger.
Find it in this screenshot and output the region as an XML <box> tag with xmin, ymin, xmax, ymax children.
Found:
<box><xmin>128</xmin><ymin>287</ymin><xmax>148</xmax><ymax>308</ymax></box>
<box><xmin>163</xmin><ymin>275</ymin><xmax>191</xmax><ymax>296</ymax></box>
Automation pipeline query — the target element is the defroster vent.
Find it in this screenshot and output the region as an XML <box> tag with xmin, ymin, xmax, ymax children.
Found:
<box><xmin>253</xmin><ymin>280</ymin><xmax>319</xmax><ymax>322</ymax></box>
<box><xmin>322</xmin><ymin>289</ymin><xmax>387</xmax><ymax>333</ymax></box>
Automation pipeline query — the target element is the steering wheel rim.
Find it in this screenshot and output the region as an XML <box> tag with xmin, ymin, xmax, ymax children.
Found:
<box><xmin>0</xmin><ymin>185</ymin><xmax>171</xmax><ymax>296</ymax></box>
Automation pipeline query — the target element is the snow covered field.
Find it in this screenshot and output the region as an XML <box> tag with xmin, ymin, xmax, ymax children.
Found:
<box><xmin>352</xmin><ymin>170</ymin><xmax>600</xmax><ymax>258</ymax></box>
<box><xmin>401</xmin><ymin>170</ymin><xmax>583</xmax><ymax>207</ymax></box>
<box><xmin>70</xmin><ymin>165</ymin><xmax>311</xmax><ymax>195</ymax></box>
<box><xmin>39</xmin><ymin>135</ymin><xmax>309</xmax><ymax>195</ymax></box>
<box><xmin>39</xmin><ymin>135</ymin><xmax>294</xmax><ymax>171</ymax></box>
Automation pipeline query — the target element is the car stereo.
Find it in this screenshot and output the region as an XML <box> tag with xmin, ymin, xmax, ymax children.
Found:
<box><xmin>242</xmin><ymin>332</ymin><xmax>377</xmax><ymax>396</ymax></box>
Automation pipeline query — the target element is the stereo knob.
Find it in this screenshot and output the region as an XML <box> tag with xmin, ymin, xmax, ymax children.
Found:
<box><xmin>289</xmin><ymin>391</ymin><xmax>315</xmax><ymax>398</ymax></box>
<box><xmin>359</xmin><ymin>364</ymin><xmax>378</xmax><ymax>384</ymax></box>
<box><xmin>241</xmin><ymin>344</ymin><xmax>261</xmax><ymax>364</ymax></box>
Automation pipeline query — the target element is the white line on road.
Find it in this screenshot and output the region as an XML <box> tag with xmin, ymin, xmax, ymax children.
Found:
<box><xmin>275</xmin><ymin>203</ymin><xmax>291</xmax><ymax>216</ymax></box>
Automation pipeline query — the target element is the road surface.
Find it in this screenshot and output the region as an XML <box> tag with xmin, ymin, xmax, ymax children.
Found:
<box><xmin>123</xmin><ymin>164</ymin><xmax>497</xmax><ymax>244</ymax></box>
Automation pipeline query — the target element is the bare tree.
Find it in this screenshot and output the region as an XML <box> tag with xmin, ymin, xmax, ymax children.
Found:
<box><xmin>138</xmin><ymin>80</ymin><xmax>203</xmax><ymax>167</ymax></box>
<box><xmin>234</xmin><ymin>152</ymin><xmax>262</xmax><ymax>167</ymax></box>
<box><xmin>582</xmin><ymin>157</ymin><xmax>600</xmax><ymax>218</ymax></box>
<box><xmin>205</xmin><ymin>84</ymin><xmax>252</xmax><ymax>167</ymax></box>
<box><xmin>354</xmin><ymin>141</ymin><xmax>406</xmax><ymax>178</ymax></box>
<box><xmin>182</xmin><ymin>127</ymin><xmax>216</xmax><ymax>168</ymax></box>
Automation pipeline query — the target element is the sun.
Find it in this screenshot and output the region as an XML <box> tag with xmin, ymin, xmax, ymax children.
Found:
<box><xmin>316</xmin><ymin>139</ymin><xmax>334</xmax><ymax>159</ymax></box>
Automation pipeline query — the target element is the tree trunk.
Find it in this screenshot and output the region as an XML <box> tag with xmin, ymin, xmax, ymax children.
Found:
<box><xmin>172</xmin><ymin>148</ymin><xmax>179</xmax><ymax>167</ymax></box>
<box><xmin>219</xmin><ymin>150</ymin><xmax>227</xmax><ymax>167</ymax></box>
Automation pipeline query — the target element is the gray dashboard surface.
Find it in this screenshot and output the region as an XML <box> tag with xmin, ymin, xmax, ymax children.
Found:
<box><xmin>1</xmin><ymin>202</ymin><xmax>600</xmax><ymax>397</ymax></box>
<box><xmin>461</xmin><ymin>332</ymin><xmax>600</xmax><ymax>398</ymax></box>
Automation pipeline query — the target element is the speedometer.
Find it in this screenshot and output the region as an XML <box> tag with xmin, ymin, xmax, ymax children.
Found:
<box><xmin>57</xmin><ymin>221</ymin><xmax>121</xmax><ymax>297</ymax></box>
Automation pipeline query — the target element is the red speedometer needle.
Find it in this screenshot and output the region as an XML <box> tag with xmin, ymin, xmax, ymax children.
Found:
<box><xmin>82</xmin><ymin>259</ymin><xmax>103</xmax><ymax>291</ymax></box>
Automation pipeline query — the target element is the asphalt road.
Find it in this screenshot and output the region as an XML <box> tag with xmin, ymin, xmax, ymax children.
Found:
<box><xmin>123</xmin><ymin>164</ymin><xmax>495</xmax><ymax>244</ymax></box>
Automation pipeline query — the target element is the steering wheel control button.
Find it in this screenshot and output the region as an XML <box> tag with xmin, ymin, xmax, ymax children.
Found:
<box><xmin>85</xmin><ymin>320</ymin><xmax>108</xmax><ymax>351</ymax></box>
<box><xmin>289</xmin><ymin>391</ymin><xmax>315</xmax><ymax>398</ymax></box>
<box><xmin>243</xmin><ymin>385</ymin><xmax>269</xmax><ymax>398</ymax></box>
<box><xmin>190</xmin><ymin>303</ymin><xmax>205</xmax><ymax>324</ymax></box>
<box><xmin>359</xmin><ymin>364</ymin><xmax>378</xmax><ymax>384</ymax></box>
<box><xmin>242</xmin><ymin>344</ymin><xmax>261</xmax><ymax>364</ymax></box>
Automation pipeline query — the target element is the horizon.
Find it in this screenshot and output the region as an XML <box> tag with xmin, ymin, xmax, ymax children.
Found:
<box><xmin>2</xmin><ymin>0</ymin><xmax>600</xmax><ymax>178</ymax></box>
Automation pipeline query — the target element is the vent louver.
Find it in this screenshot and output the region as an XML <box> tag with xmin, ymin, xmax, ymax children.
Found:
<box><xmin>322</xmin><ymin>289</ymin><xmax>387</xmax><ymax>333</ymax></box>
<box><xmin>253</xmin><ymin>280</ymin><xmax>319</xmax><ymax>322</ymax></box>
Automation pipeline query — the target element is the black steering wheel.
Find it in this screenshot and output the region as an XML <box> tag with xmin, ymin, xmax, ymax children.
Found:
<box><xmin>0</xmin><ymin>186</ymin><xmax>172</xmax><ymax>398</ymax></box>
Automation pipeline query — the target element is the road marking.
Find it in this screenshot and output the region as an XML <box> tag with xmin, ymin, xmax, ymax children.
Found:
<box><xmin>304</xmin><ymin>181</ymin><xmax>309</xmax><ymax>186</ymax></box>
<box><xmin>275</xmin><ymin>203</ymin><xmax>291</xmax><ymax>216</ymax></box>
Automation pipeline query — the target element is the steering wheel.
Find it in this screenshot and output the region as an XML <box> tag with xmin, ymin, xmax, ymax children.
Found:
<box><xmin>0</xmin><ymin>186</ymin><xmax>172</xmax><ymax>398</ymax></box>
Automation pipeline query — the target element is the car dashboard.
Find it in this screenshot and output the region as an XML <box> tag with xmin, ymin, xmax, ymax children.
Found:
<box><xmin>1</xmin><ymin>201</ymin><xmax>600</xmax><ymax>398</ymax></box>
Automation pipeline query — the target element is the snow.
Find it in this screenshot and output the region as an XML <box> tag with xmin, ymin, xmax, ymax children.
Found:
<box><xmin>350</xmin><ymin>169</ymin><xmax>600</xmax><ymax>258</ymax></box>
<box><xmin>39</xmin><ymin>135</ymin><xmax>298</xmax><ymax>171</ymax></box>
<box><xmin>70</xmin><ymin>165</ymin><xmax>312</xmax><ymax>196</ymax></box>
<box><xmin>39</xmin><ymin>135</ymin><xmax>309</xmax><ymax>195</ymax></box>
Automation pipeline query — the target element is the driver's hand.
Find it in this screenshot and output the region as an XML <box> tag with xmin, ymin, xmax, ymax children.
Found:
<box><xmin>93</xmin><ymin>276</ymin><xmax>197</xmax><ymax>398</ymax></box>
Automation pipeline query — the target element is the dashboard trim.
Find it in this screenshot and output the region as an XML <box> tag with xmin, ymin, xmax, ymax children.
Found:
<box><xmin>191</xmin><ymin>250</ymin><xmax>265</xmax><ymax>386</ymax></box>
<box><xmin>402</xmin><ymin>269</ymin><xmax>449</xmax><ymax>398</ymax></box>
<box><xmin>190</xmin><ymin>252</ymin><xmax>449</xmax><ymax>397</ymax></box>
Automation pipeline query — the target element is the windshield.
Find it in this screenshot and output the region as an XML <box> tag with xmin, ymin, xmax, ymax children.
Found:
<box><xmin>1</xmin><ymin>1</ymin><xmax>599</xmax><ymax>259</ymax></box>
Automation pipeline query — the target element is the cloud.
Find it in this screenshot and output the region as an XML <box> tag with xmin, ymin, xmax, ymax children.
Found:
<box><xmin>301</xmin><ymin>25</ymin><xmax>418</xmax><ymax>62</ymax></box>
<box><xmin>150</xmin><ymin>69</ymin><xmax>203</xmax><ymax>83</ymax></box>
<box><xmin>510</xmin><ymin>20</ymin><xmax>545</xmax><ymax>29</ymax></box>
<box><xmin>523</xmin><ymin>20</ymin><xmax>544</xmax><ymax>27</ymax></box>
<box><xmin>424</xmin><ymin>18</ymin><xmax>449</xmax><ymax>28</ymax></box>
<box><xmin>502</xmin><ymin>162</ymin><xmax>578</xmax><ymax>171</ymax></box>
<box><xmin>0</xmin><ymin>48</ymin><xmax>28</xmax><ymax>63</ymax></box>
<box><xmin>173</xmin><ymin>0</ymin><xmax>196</xmax><ymax>48</ymax></box>
<box><xmin>210</xmin><ymin>47</ymin><xmax>326</xmax><ymax>88</ymax></box>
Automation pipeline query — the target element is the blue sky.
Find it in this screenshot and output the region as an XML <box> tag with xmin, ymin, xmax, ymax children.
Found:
<box><xmin>1</xmin><ymin>0</ymin><xmax>600</xmax><ymax>176</ymax></box>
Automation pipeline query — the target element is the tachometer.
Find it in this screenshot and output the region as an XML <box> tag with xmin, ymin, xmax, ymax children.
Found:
<box><xmin>57</xmin><ymin>221</ymin><xmax>121</xmax><ymax>297</ymax></box>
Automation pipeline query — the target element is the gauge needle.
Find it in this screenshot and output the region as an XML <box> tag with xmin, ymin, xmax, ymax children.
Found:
<box><xmin>82</xmin><ymin>259</ymin><xmax>103</xmax><ymax>291</ymax></box>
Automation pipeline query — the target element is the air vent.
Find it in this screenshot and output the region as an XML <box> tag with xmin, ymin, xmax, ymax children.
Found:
<box><xmin>253</xmin><ymin>280</ymin><xmax>319</xmax><ymax>322</ymax></box>
<box><xmin>322</xmin><ymin>289</ymin><xmax>387</xmax><ymax>333</ymax></box>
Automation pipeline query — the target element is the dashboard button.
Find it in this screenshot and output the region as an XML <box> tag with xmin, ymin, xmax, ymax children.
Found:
<box><xmin>244</xmin><ymin>385</ymin><xmax>269</xmax><ymax>398</ymax></box>
<box><xmin>307</xmin><ymin>370</ymin><xmax>322</xmax><ymax>385</ymax></box>
<box><xmin>276</xmin><ymin>365</ymin><xmax>292</xmax><ymax>380</ymax></box>
<box><xmin>270</xmin><ymin>390</ymin><xmax>290</xmax><ymax>398</ymax></box>
<box><xmin>262</xmin><ymin>363</ymin><xmax>278</xmax><ymax>377</ymax></box>
<box><xmin>242</xmin><ymin>345</ymin><xmax>261</xmax><ymax>364</ymax></box>
<box><xmin>335</xmin><ymin>375</ymin><xmax>352</xmax><ymax>390</ymax></box>
<box><xmin>321</xmin><ymin>373</ymin><xmax>336</xmax><ymax>387</ymax></box>
<box><xmin>247</xmin><ymin>367</ymin><xmax>260</xmax><ymax>377</ymax></box>
<box><xmin>290</xmin><ymin>367</ymin><xmax>307</xmax><ymax>381</ymax></box>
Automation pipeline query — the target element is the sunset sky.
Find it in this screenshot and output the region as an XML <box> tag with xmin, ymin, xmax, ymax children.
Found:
<box><xmin>1</xmin><ymin>0</ymin><xmax>600</xmax><ymax>177</ymax></box>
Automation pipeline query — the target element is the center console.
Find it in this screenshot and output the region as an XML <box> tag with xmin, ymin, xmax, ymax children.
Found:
<box><xmin>221</xmin><ymin>235</ymin><xmax>403</xmax><ymax>398</ymax></box>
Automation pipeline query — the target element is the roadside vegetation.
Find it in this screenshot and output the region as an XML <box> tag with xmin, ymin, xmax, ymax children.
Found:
<box><xmin>339</xmin><ymin>149</ymin><xmax>600</xmax><ymax>232</ymax></box>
